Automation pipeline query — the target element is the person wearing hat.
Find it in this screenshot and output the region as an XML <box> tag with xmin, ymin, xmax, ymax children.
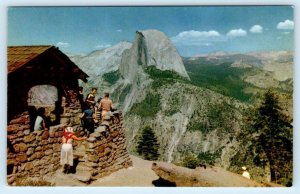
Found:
<box><xmin>241</xmin><ymin>166</ymin><xmax>251</xmax><ymax>179</ymax></box>
<box><xmin>60</xmin><ymin>126</ymin><xmax>87</xmax><ymax>174</ymax></box>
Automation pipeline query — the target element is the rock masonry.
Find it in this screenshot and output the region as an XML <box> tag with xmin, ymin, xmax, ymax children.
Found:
<box><xmin>7</xmin><ymin>90</ymin><xmax>132</xmax><ymax>185</ymax></box>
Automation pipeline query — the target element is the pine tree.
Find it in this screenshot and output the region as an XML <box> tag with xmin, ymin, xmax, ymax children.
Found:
<box><xmin>136</xmin><ymin>126</ymin><xmax>160</xmax><ymax>160</ymax></box>
<box><xmin>243</xmin><ymin>89</ymin><xmax>293</xmax><ymax>185</ymax></box>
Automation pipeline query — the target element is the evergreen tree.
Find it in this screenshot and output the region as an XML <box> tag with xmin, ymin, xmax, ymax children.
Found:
<box><xmin>242</xmin><ymin>89</ymin><xmax>293</xmax><ymax>185</ymax></box>
<box><xmin>136</xmin><ymin>126</ymin><xmax>160</xmax><ymax>160</ymax></box>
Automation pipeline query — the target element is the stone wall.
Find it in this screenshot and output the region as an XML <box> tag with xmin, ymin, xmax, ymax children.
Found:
<box><xmin>7</xmin><ymin>90</ymin><xmax>132</xmax><ymax>185</ymax></box>
<box><xmin>7</xmin><ymin>112</ymin><xmax>65</xmax><ymax>185</ymax></box>
<box><xmin>73</xmin><ymin>113</ymin><xmax>132</xmax><ymax>183</ymax></box>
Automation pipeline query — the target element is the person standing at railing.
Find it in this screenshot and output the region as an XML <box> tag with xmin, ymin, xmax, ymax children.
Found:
<box><xmin>98</xmin><ymin>92</ymin><xmax>113</xmax><ymax>122</ymax></box>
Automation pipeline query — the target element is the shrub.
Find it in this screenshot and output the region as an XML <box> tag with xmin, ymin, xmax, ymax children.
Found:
<box><xmin>181</xmin><ymin>154</ymin><xmax>199</xmax><ymax>169</ymax></box>
<box><xmin>197</xmin><ymin>152</ymin><xmax>217</xmax><ymax>165</ymax></box>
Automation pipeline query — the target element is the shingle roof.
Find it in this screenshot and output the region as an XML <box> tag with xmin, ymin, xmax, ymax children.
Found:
<box><xmin>7</xmin><ymin>46</ymin><xmax>53</xmax><ymax>74</ymax></box>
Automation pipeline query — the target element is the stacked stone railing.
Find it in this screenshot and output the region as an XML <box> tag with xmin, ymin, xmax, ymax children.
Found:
<box><xmin>72</xmin><ymin>112</ymin><xmax>132</xmax><ymax>183</ymax></box>
<box><xmin>7</xmin><ymin>90</ymin><xmax>132</xmax><ymax>185</ymax></box>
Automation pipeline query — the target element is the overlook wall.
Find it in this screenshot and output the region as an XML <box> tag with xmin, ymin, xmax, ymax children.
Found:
<box><xmin>7</xmin><ymin>90</ymin><xmax>132</xmax><ymax>185</ymax></box>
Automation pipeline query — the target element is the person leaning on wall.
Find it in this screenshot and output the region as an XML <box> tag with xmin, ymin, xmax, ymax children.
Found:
<box><xmin>34</xmin><ymin>107</ymin><xmax>48</xmax><ymax>131</ymax></box>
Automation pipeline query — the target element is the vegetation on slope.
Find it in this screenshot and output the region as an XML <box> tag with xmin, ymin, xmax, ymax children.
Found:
<box><xmin>184</xmin><ymin>62</ymin><xmax>254</xmax><ymax>102</ymax></box>
<box><xmin>129</xmin><ymin>66</ymin><xmax>185</xmax><ymax>117</ymax></box>
<box><xmin>186</xmin><ymin>101</ymin><xmax>238</xmax><ymax>135</ymax></box>
<box><xmin>103</xmin><ymin>70</ymin><xmax>120</xmax><ymax>85</ymax></box>
<box><xmin>144</xmin><ymin>66</ymin><xmax>188</xmax><ymax>89</ymax></box>
<box><xmin>130</xmin><ymin>93</ymin><xmax>161</xmax><ymax>117</ymax></box>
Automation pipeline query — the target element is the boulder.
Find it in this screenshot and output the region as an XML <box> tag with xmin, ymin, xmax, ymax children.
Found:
<box><xmin>26</xmin><ymin>147</ymin><xmax>34</xmax><ymax>156</ymax></box>
<box><xmin>88</xmin><ymin>155</ymin><xmax>99</xmax><ymax>163</ymax></box>
<box><xmin>87</xmin><ymin>137</ymin><xmax>96</xmax><ymax>143</ymax></box>
<box><xmin>16</xmin><ymin>153</ymin><xmax>27</xmax><ymax>163</ymax></box>
<box><xmin>23</xmin><ymin>134</ymin><xmax>36</xmax><ymax>143</ymax></box>
<box><xmin>101</xmin><ymin>121</ymin><xmax>110</xmax><ymax>127</ymax></box>
<box><xmin>9</xmin><ymin>115</ymin><xmax>29</xmax><ymax>125</ymax></box>
<box><xmin>151</xmin><ymin>162</ymin><xmax>265</xmax><ymax>187</ymax></box>
<box><xmin>42</xmin><ymin>130</ymin><xmax>49</xmax><ymax>139</ymax></box>
<box><xmin>24</xmin><ymin>162</ymin><xmax>34</xmax><ymax>171</ymax></box>
<box><xmin>96</xmin><ymin>126</ymin><xmax>107</xmax><ymax>133</ymax></box>
<box><xmin>97</xmin><ymin>145</ymin><xmax>105</xmax><ymax>153</ymax></box>
<box><xmin>7</xmin><ymin>174</ymin><xmax>16</xmax><ymax>185</ymax></box>
<box><xmin>90</xmin><ymin>132</ymin><xmax>101</xmax><ymax>138</ymax></box>
<box><xmin>18</xmin><ymin>143</ymin><xmax>28</xmax><ymax>152</ymax></box>
<box><xmin>44</xmin><ymin>149</ymin><xmax>53</xmax><ymax>156</ymax></box>
<box><xmin>73</xmin><ymin>170</ymin><xmax>92</xmax><ymax>183</ymax></box>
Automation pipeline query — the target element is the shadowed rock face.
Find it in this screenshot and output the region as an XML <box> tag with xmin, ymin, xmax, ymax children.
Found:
<box><xmin>151</xmin><ymin>162</ymin><xmax>268</xmax><ymax>187</ymax></box>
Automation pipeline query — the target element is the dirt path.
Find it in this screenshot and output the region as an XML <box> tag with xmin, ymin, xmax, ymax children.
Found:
<box><xmin>90</xmin><ymin>155</ymin><xmax>159</xmax><ymax>186</ymax></box>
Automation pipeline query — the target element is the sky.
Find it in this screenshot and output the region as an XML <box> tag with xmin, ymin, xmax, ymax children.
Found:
<box><xmin>8</xmin><ymin>6</ymin><xmax>294</xmax><ymax>56</ymax></box>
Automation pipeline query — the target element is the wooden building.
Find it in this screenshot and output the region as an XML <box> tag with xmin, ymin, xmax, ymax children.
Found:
<box><xmin>7</xmin><ymin>46</ymin><xmax>88</xmax><ymax>123</ymax></box>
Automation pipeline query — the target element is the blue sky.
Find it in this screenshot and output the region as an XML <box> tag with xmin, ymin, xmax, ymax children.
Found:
<box><xmin>8</xmin><ymin>6</ymin><xmax>294</xmax><ymax>56</ymax></box>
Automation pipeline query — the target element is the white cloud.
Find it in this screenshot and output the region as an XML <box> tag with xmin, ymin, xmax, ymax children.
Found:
<box><xmin>226</xmin><ymin>29</ymin><xmax>247</xmax><ymax>37</ymax></box>
<box><xmin>277</xmin><ymin>19</ymin><xmax>294</xmax><ymax>30</ymax></box>
<box><xmin>176</xmin><ymin>30</ymin><xmax>220</xmax><ymax>38</ymax></box>
<box><xmin>95</xmin><ymin>44</ymin><xmax>112</xmax><ymax>49</ymax></box>
<box><xmin>116</xmin><ymin>29</ymin><xmax>122</xmax><ymax>33</ymax></box>
<box><xmin>250</xmin><ymin>25</ymin><xmax>263</xmax><ymax>33</ymax></box>
<box><xmin>56</xmin><ymin>42</ymin><xmax>70</xmax><ymax>47</ymax></box>
<box><xmin>171</xmin><ymin>30</ymin><xmax>226</xmax><ymax>46</ymax></box>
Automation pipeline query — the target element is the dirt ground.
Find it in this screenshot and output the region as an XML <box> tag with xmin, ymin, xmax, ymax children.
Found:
<box><xmin>45</xmin><ymin>155</ymin><xmax>278</xmax><ymax>187</ymax></box>
<box><xmin>90</xmin><ymin>155</ymin><xmax>159</xmax><ymax>186</ymax></box>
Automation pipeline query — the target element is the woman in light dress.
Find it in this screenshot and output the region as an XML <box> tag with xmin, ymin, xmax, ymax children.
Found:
<box><xmin>60</xmin><ymin>126</ymin><xmax>86</xmax><ymax>174</ymax></box>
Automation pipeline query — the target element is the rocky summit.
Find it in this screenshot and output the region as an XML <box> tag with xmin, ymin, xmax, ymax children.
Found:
<box><xmin>120</xmin><ymin>30</ymin><xmax>190</xmax><ymax>82</ymax></box>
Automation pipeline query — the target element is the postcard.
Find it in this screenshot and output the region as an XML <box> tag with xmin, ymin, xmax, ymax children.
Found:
<box><xmin>6</xmin><ymin>5</ymin><xmax>293</xmax><ymax>188</ymax></box>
